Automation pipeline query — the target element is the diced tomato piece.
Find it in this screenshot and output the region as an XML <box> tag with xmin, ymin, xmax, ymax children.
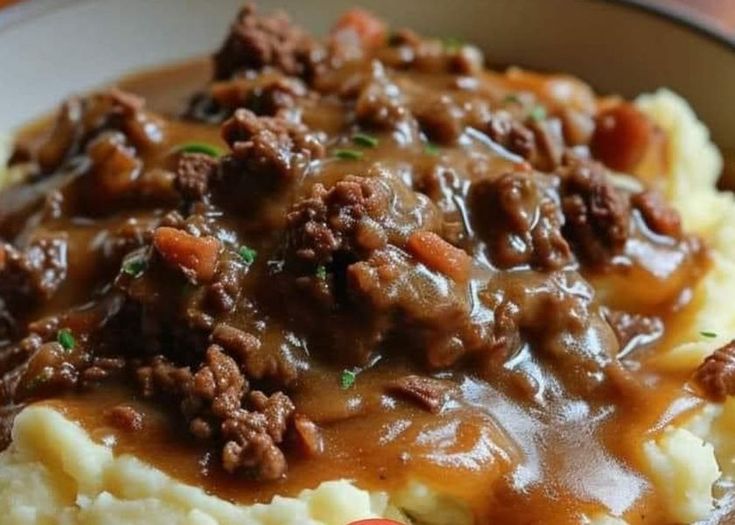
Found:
<box><xmin>153</xmin><ymin>227</ymin><xmax>220</xmax><ymax>282</ymax></box>
<box><xmin>406</xmin><ymin>230</ymin><xmax>471</xmax><ymax>283</ymax></box>
<box><xmin>332</xmin><ymin>9</ymin><xmax>387</xmax><ymax>48</ymax></box>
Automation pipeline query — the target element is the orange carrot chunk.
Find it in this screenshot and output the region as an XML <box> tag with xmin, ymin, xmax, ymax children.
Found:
<box><xmin>406</xmin><ymin>231</ymin><xmax>471</xmax><ymax>283</ymax></box>
<box><xmin>153</xmin><ymin>227</ymin><xmax>221</xmax><ymax>283</ymax></box>
<box><xmin>332</xmin><ymin>8</ymin><xmax>387</xmax><ymax>48</ymax></box>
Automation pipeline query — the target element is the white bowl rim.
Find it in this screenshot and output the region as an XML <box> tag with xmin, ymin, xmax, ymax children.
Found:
<box><xmin>1</xmin><ymin>0</ymin><xmax>734</xmax><ymax>53</ymax></box>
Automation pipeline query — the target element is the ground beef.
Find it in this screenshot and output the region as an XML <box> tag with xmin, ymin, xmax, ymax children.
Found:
<box><xmin>470</xmin><ymin>171</ymin><xmax>572</xmax><ymax>270</ymax></box>
<box><xmin>631</xmin><ymin>189</ymin><xmax>683</xmax><ymax>238</ymax></box>
<box><xmin>414</xmin><ymin>96</ymin><xmax>465</xmax><ymax>145</ymax></box>
<box><xmin>213</xmin><ymin>4</ymin><xmax>323</xmax><ymax>81</ymax></box>
<box><xmin>211</xmin><ymin>75</ymin><xmax>307</xmax><ymax>117</ymax></box>
<box><xmin>560</xmin><ymin>158</ymin><xmax>630</xmax><ymax>265</ymax></box>
<box><xmin>105</xmin><ymin>404</ymin><xmax>144</xmax><ymax>432</ymax></box>
<box><xmin>386</xmin><ymin>375</ymin><xmax>455</xmax><ymax>413</ymax></box>
<box><xmin>484</xmin><ymin>112</ymin><xmax>537</xmax><ymax>161</ymax></box>
<box><xmin>0</xmin><ymin>238</ymin><xmax>68</xmax><ymax>310</ymax></box>
<box><xmin>354</xmin><ymin>62</ymin><xmax>415</xmax><ymax>134</ymax></box>
<box><xmin>694</xmin><ymin>341</ymin><xmax>735</xmax><ymax>401</ymax></box>
<box><xmin>220</xmin><ymin>108</ymin><xmax>324</xmax><ymax>193</ymax></box>
<box><xmin>175</xmin><ymin>153</ymin><xmax>218</xmax><ymax>201</ymax></box>
<box><xmin>138</xmin><ymin>346</ymin><xmax>297</xmax><ymax>480</ymax></box>
<box><xmin>603</xmin><ymin>309</ymin><xmax>663</xmax><ymax>355</ymax></box>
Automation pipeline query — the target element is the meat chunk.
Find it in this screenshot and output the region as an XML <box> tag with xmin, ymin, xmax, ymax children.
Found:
<box><xmin>286</xmin><ymin>171</ymin><xmax>441</xmax><ymax>269</ymax></box>
<box><xmin>175</xmin><ymin>153</ymin><xmax>218</xmax><ymax>200</ymax></box>
<box><xmin>484</xmin><ymin>112</ymin><xmax>537</xmax><ymax>161</ymax></box>
<box><xmin>694</xmin><ymin>341</ymin><xmax>735</xmax><ymax>401</ymax></box>
<box><xmin>213</xmin><ymin>4</ymin><xmax>322</xmax><ymax>81</ymax></box>
<box><xmin>470</xmin><ymin>172</ymin><xmax>572</xmax><ymax>270</ymax></box>
<box><xmin>560</xmin><ymin>159</ymin><xmax>630</xmax><ymax>265</ymax></box>
<box><xmin>136</xmin><ymin>346</ymin><xmax>298</xmax><ymax>480</ymax></box>
<box><xmin>105</xmin><ymin>404</ymin><xmax>144</xmax><ymax>432</ymax></box>
<box><xmin>220</xmin><ymin>108</ymin><xmax>324</xmax><ymax>191</ymax></box>
<box><xmin>631</xmin><ymin>189</ymin><xmax>682</xmax><ymax>238</ymax></box>
<box><xmin>0</xmin><ymin>238</ymin><xmax>68</xmax><ymax>309</ymax></box>
<box><xmin>386</xmin><ymin>375</ymin><xmax>454</xmax><ymax>413</ymax></box>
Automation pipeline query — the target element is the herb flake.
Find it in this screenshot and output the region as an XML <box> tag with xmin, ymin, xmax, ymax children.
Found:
<box><xmin>334</xmin><ymin>149</ymin><xmax>364</xmax><ymax>161</ymax></box>
<box><xmin>352</xmin><ymin>133</ymin><xmax>379</xmax><ymax>148</ymax></box>
<box><xmin>176</xmin><ymin>142</ymin><xmax>224</xmax><ymax>158</ymax></box>
<box><xmin>238</xmin><ymin>245</ymin><xmax>257</xmax><ymax>265</ymax></box>
<box><xmin>700</xmin><ymin>331</ymin><xmax>718</xmax><ymax>339</ymax></box>
<box><xmin>340</xmin><ymin>369</ymin><xmax>356</xmax><ymax>390</ymax></box>
<box><xmin>441</xmin><ymin>37</ymin><xmax>463</xmax><ymax>52</ymax></box>
<box><xmin>316</xmin><ymin>265</ymin><xmax>327</xmax><ymax>280</ymax></box>
<box><xmin>57</xmin><ymin>329</ymin><xmax>75</xmax><ymax>351</ymax></box>
<box><xmin>503</xmin><ymin>93</ymin><xmax>522</xmax><ymax>105</ymax></box>
<box><xmin>529</xmin><ymin>105</ymin><xmax>547</xmax><ymax>122</ymax></box>
<box><xmin>123</xmin><ymin>258</ymin><xmax>146</xmax><ymax>278</ymax></box>
<box><xmin>424</xmin><ymin>143</ymin><xmax>440</xmax><ymax>156</ymax></box>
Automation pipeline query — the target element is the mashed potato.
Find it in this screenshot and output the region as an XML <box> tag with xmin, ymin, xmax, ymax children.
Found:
<box><xmin>1</xmin><ymin>90</ymin><xmax>735</xmax><ymax>525</ymax></box>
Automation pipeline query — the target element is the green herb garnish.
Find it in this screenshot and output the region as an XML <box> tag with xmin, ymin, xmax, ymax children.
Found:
<box><xmin>176</xmin><ymin>142</ymin><xmax>224</xmax><ymax>158</ymax></box>
<box><xmin>424</xmin><ymin>143</ymin><xmax>440</xmax><ymax>156</ymax></box>
<box><xmin>316</xmin><ymin>265</ymin><xmax>327</xmax><ymax>280</ymax></box>
<box><xmin>503</xmin><ymin>93</ymin><xmax>522</xmax><ymax>105</ymax></box>
<box><xmin>340</xmin><ymin>369</ymin><xmax>356</xmax><ymax>390</ymax></box>
<box><xmin>441</xmin><ymin>37</ymin><xmax>463</xmax><ymax>52</ymax></box>
<box><xmin>238</xmin><ymin>245</ymin><xmax>257</xmax><ymax>265</ymax></box>
<box><xmin>352</xmin><ymin>133</ymin><xmax>379</xmax><ymax>148</ymax></box>
<box><xmin>122</xmin><ymin>258</ymin><xmax>146</xmax><ymax>278</ymax></box>
<box><xmin>700</xmin><ymin>331</ymin><xmax>718</xmax><ymax>339</ymax></box>
<box><xmin>334</xmin><ymin>149</ymin><xmax>364</xmax><ymax>161</ymax></box>
<box><xmin>529</xmin><ymin>105</ymin><xmax>547</xmax><ymax>122</ymax></box>
<box><xmin>57</xmin><ymin>329</ymin><xmax>75</xmax><ymax>351</ymax></box>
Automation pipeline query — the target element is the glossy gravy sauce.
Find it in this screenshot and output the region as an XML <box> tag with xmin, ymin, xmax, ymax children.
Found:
<box><xmin>15</xmin><ymin>58</ymin><xmax>718</xmax><ymax>524</ymax></box>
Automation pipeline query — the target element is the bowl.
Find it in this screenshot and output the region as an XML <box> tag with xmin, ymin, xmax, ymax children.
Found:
<box><xmin>1</xmin><ymin>0</ymin><xmax>735</xmax><ymax>156</ymax></box>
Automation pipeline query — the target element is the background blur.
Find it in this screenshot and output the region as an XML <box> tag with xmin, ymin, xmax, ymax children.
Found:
<box><xmin>1</xmin><ymin>0</ymin><xmax>735</xmax><ymax>33</ymax></box>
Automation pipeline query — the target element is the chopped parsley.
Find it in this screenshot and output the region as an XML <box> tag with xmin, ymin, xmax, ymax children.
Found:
<box><xmin>122</xmin><ymin>258</ymin><xmax>146</xmax><ymax>278</ymax></box>
<box><xmin>238</xmin><ymin>245</ymin><xmax>257</xmax><ymax>265</ymax></box>
<box><xmin>441</xmin><ymin>37</ymin><xmax>463</xmax><ymax>52</ymax></box>
<box><xmin>176</xmin><ymin>142</ymin><xmax>224</xmax><ymax>158</ymax></box>
<box><xmin>700</xmin><ymin>331</ymin><xmax>718</xmax><ymax>339</ymax></box>
<box><xmin>315</xmin><ymin>265</ymin><xmax>327</xmax><ymax>280</ymax></box>
<box><xmin>424</xmin><ymin>143</ymin><xmax>440</xmax><ymax>156</ymax></box>
<box><xmin>503</xmin><ymin>93</ymin><xmax>522</xmax><ymax>105</ymax></box>
<box><xmin>529</xmin><ymin>105</ymin><xmax>547</xmax><ymax>122</ymax></box>
<box><xmin>352</xmin><ymin>132</ymin><xmax>379</xmax><ymax>148</ymax></box>
<box><xmin>57</xmin><ymin>329</ymin><xmax>75</xmax><ymax>351</ymax></box>
<box><xmin>340</xmin><ymin>369</ymin><xmax>357</xmax><ymax>390</ymax></box>
<box><xmin>334</xmin><ymin>149</ymin><xmax>364</xmax><ymax>161</ymax></box>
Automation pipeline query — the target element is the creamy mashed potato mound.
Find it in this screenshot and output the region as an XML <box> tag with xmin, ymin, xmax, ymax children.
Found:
<box><xmin>2</xmin><ymin>90</ymin><xmax>735</xmax><ymax>525</ymax></box>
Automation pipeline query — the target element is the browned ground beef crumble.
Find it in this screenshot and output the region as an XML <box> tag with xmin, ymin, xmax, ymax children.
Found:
<box><xmin>0</xmin><ymin>3</ymin><xmax>725</xmax><ymax>517</ymax></box>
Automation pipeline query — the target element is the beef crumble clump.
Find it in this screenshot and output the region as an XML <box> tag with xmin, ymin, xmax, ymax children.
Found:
<box><xmin>694</xmin><ymin>341</ymin><xmax>735</xmax><ymax>402</ymax></box>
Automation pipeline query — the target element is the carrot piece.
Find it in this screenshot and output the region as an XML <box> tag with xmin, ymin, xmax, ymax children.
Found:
<box><xmin>332</xmin><ymin>8</ymin><xmax>387</xmax><ymax>48</ymax></box>
<box><xmin>152</xmin><ymin>227</ymin><xmax>221</xmax><ymax>282</ymax></box>
<box><xmin>406</xmin><ymin>231</ymin><xmax>471</xmax><ymax>283</ymax></box>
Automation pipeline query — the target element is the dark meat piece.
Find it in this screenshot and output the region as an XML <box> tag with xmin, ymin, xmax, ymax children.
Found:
<box><xmin>560</xmin><ymin>159</ymin><xmax>630</xmax><ymax>265</ymax></box>
<box><xmin>175</xmin><ymin>153</ymin><xmax>218</xmax><ymax>201</ymax></box>
<box><xmin>220</xmin><ymin>108</ymin><xmax>324</xmax><ymax>192</ymax></box>
<box><xmin>386</xmin><ymin>375</ymin><xmax>454</xmax><ymax>413</ymax></box>
<box><xmin>210</xmin><ymin>75</ymin><xmax>307</xmax><ymax>116</ymax></box>
<box><xmin>286</xmin><ymin>171</ymin><xmax>441</xmax><ymax>269</ymax></box>
<box><xmin>0</xmin><ymin>238</ymin><xmax>67</xmax><ymax>309</ymax></box>
<box><xmin>36</xmin><ymin>89</ymin><xmax>162</xmax><ymax>174</ymax></box>
<box><xmin>603</xmin><ymin>309</ymin><xmax>663</xmax><ymax>355</ymax></box>
<box><xmin>414</xmin><ymin>96</ymin><xmax>465</xmax><ymax>145</ymax></box>
<box><xmin>470</xmin><ymin>171</ymin><xmax>572</xmax><ymax>270</ymax></box>
<box><xmin>355</xmin><ymin>62</ymin><xmax>415</xmax><ymax>134</ymax></box>
<box><xmin>290</xmin><ymin>413</ymin><xmax>323</xmax><ymax>457</ymax></box>
<box><xmin>631</xmin><ymin>189</ymin><xmax>683</xmax><ymax>238</ymax></box>
<box><xmin>105</xmin><ymin>404</ymin><xmax>144</xmax><ymax>432</ymax></box>
<box><xmin>136</xmin><ymin>346</ymin><xmax>297</xmax><ymax>480</ymax></box>
<box><xmin>485</xmin><ymin>112</ymin><xmax>537</xmax><ymax>161</ymax></box>
<box><xmin>213</xmin><ymin>4</ymin><xmax>322</xmax><ymax>81</ymax></box>
<box><xmin>694</xmin><ymin>341</ymin><xmax>735</xmax><ymax>401</ymax></box>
